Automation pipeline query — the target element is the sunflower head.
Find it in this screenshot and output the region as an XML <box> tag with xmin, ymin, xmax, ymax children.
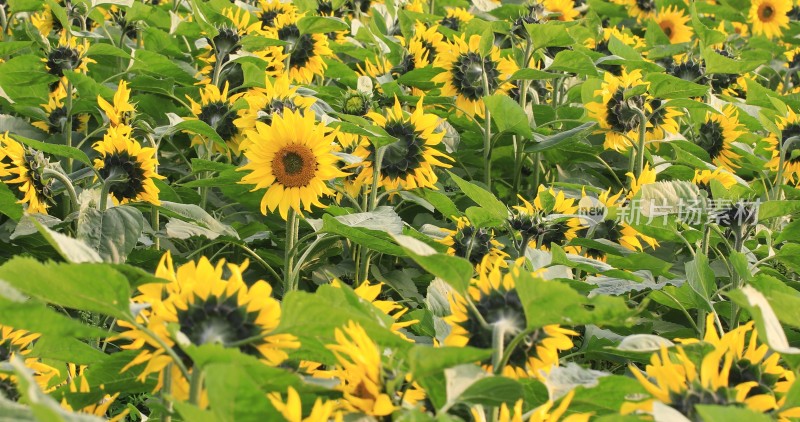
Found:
<box><xmin>693</xmin><ymin>168</ymin><xmax>737</xmax><ymax>196</ymax></box>
<box><xmin>340</xmin><ymin>89</ymin><xmax>373</xmax><ymax>116</ymax></box>
<box><xmin>586</xmin><ymin>69</ymin><xmax>652</xmax><ymax>151</ymax></box>
<box><xmin>44</xmin><ymin>34</ymin><xmax>94</xmax><ymax>80</ymax></box>
<box><xmin>750</xmin><ymin>0</ymin><xmax>791</xmax><ymax>39</ymax></box>
<box><xmin>31</xmin><ymin>85</ymin><xmax>89</xmax><ymax>134</ymax></box>
<box><xmin>440</xmin><ymin>217</ymin><xmax>508</xmax><ymax>265</ymax></box>
<box><xmin>439</xmin><ymin>7</ymin><xmax>474</xmax><ymax>32</ymax></box>
<box><xmin>695</xmin><ymin>105</ymin><xmax>743</xmax><ymax>170</ymax></box>
<box><xmin>0</xmin><ymin>134</ymin><xmax>54</xmax><ymax>214</ymax></box>
<box><xmin>93</xmin><ymin>125</ymin><xmax>162</xmax><ymax>205</ymax></box>
<box><xmin>267</xmin><ymin>14</ymin><xmax>332</xmax><ymax>83</ymax></box>
<box><xmin>239</xmin><ymin>109</ymin><xmax>346</xmax><ymax>219</ymax></box>
<box><xmin>668</xmin><ymin>58</ymin><xmax>708</xmax><ymax>84</ymax></box>
<box><xmin>654</xmin><ymin>6</ymin><xmax>693</xmax><ymax>44</ymax></box>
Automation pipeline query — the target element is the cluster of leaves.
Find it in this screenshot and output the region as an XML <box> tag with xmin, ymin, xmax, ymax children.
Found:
<box><xmin>0</xmin><ymin>0</ymin><xmax>800</xmax><ymax>420</ymax></box>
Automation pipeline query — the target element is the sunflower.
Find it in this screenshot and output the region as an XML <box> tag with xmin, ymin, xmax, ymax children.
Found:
<box><xmin>250</xmin><ymin>0</ymin><xmax>297</xmax><ymax>31</ymax></box>
<box><xmin>471</xmin><ymin>391</ymin><xmax>590</xmax><ymax>422</ymax></box>
<box><xmin>267</xmin><ymin>386</ymin><xmax>338</xmax><ymax>422</ymax></box>
<box><xmin>445</xmin><ymin>257</ymin><xmax>577</xmax><ymax>378</ymax></box>
<box><xmin>440</xmin><ymin>217</ymin><xmax>509</xmax><ymax>265</ymax></box>
<box><xmin>750</xmin><ymin>0</ymin><xmax>791</xmax><ymax>39</ymax></box>
<box><xmin>623</xmin><ymin>342</ymin><xmax>800</xmax><ymax>420</ymax></box>
<box><xmin>543</xmin><ymin>0</ymin><xmax>579</xmax><ymax>21</ymax></box>
<box><xmin>239</xmin><ymin>109</ymin><xmax>346</xmax><ymax>219</ymax></box>
<box><xmin>31</xmin><ymin>84</ymin><xmax>89</xmax><ymax>134</ymax></box>
<box><xmin>578</xmin><ymin>189</ymin><xmax>658</xmax><ymax>260</ymax></box>
<box><xmin>93</xmin><ymin>125</ymin><xmax>162</xmax><ymax>206</ymax></box>
<box><xmin>648</xmin><ymin>99</ymin><xmax>682</xmax><ymax>142</ymax></box>
<box><xmin>613</xmin><ymin>0</ymin><xmax>656</xmax><ymax>21</ymax></box>
<box><xmin>332</xmin><ymin>130</ymin><xmax>370</xmax><ymax>198</ymax></box>
<box><xmin>187</xmin><ymin>82</ymin><xmax>245</xmax><ymax>154</ymax></box>
<box><xmin>325</xmin><ymin>321</ymin><xmax>396</xmax><ymax>416</ymax></box>
<box><xmin>676</xmin><ymin>314</ymin><xmax>796</xmax><ymax>413</ymax></box>
<box><xmin>43</xmin><ymin>33</ymin><xmax>95</xmax><ymax>82</ymax></box>
<box><xmin>0</xmin><ymin>134</ymin><xmax>53</xmax><ymax>214</ymax></box>
<box><xmin>354</xmin><ymin>97</ymin><xmax>452</xmax><ymax>191</ymax></box>
<box><xmin>118</xmin><ymin>252</ymin><xmax>298</xmax><ymax>397</ymax></box>
<box><xmin>234</xmin><ymin>74</ymin><xmax>316</xmax><ymax>138</ymax></box>
<box><xmin>510</xmin><ymin>186</ymin><xmax>584</xmax><ymax>254</ymax></box>
<box><xmin>439</xmin><ymin>7</ymin><xmax>474</xmax><ymax>31</ymax></box>
<box><xmin>767</xmin><ymin>108</ymin><xmax>800</xmax><ymax>182</ymax></box>
<box><xmin>97</xmin><ymin>80</ymin><xmax>135</xmax><ymax>127</ymax></box>
<box><xmin>625</xmin><ymin>163</ymin><xmax>657</xmax><ymax>199</ymax></box>
<box><xmin>586</xmin><ymin>69</ymin><xmax>652</xmax><ymax>152</ymax></box>
<box><xmin>432</xmin><ymin>34</ymin><xmax>519</xmax><ymax>118</ymax></box>
<box><xmin>30</xmin><ymin>5</ymin><xmax>58</xmax><ymax>36</ymax></box>
<box><xmin>407</xmin><ymin>22</ymin><xmax>447</xmax><ymax>65</ymax></box>
<box><xmin>695</xmin><ymin>105</ymin><xmax>745</xmax><ymax>171</ymax></box>
<box><xmin>195</xmin><ymin>8</ymin><xmax>256</xmax><ymax>88</ymax></box>
<box><xmin>654</xmin><ymin>6</ymin><xmax>693</xmax><ymax>44</ymax></box>
<box><xmin>265</xmin><ymin>14</ymin><xmax>333</xmax><ymax>84</ymax></box>
<box><xmin>0</xmin><ymin>326</ymin><xmax>60</xmax><ymax>401</ymax></box>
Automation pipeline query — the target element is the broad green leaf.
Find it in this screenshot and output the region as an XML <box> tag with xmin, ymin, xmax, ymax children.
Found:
<box><xmin>484</xmin><ymin>94</ymin><xmax>533</xmax><ymax>138</ymax></box>
<box><xmin>525</xmin><ymin>122</ymin><xmax>595</xmax><ymax>153</ymax></box>
<box><xmin>408</xmin><ymin>346</ymin><xmax>493</xmax><ymax>379</ymax></box>
<box><xmin>0</xmin><ymin>257</ymin><xmax>132</xmax><ymax>319</ymax></box>
<box><xmin>77</xmin><ymin>206</ymin><xmax>144</xmax><ymax>264</ymax></box>
<box><xmin>510</xmin><ymin>69</ymin><xmax>561</xmax><ymax>81</ymax></box>
<box><xmin>685</xmin><ymin>253</ymin><xmax>715</xmax><ymax>303</ymax></box>
<box><xmin>645</xmin><ymin>73</ymin><xmax>709</xmax><ymax>99</ymax></box>
<box><xmin>33</xmin><ymin>218</ymin><xmax>103</xmax><ymax>263</ymax></box>
<box><xmin>0</xmin><ymin>182</ymin><xmax>23</xmax><ymax>221</ymax></box>
<box><xmin>297</xmin><ymin>16</ymin><xmax>349</xmax><ymax>34</ymax></box>
<box><xmin>525</xmin><ymin>22</ymin><xmax>574</xmax><ymax>50</ymax></box>
<box><xmin>0</xmin><ymin>115</ymin><xmax>48</xmax><ymax>141</ymax></box>
<box><xmin>456</xmin><ymin>376</ymin><xmax>524</xmax><ymax>407</ymax></box>
<box><xmin>8</xmin><ymin>133</ymin><xmax>92</xmax><ymax>166</ymax></box>
<box><xmin>131</xmin><ymin>50</ymin><xmax>196</xmax><ymax>85</ymax></box>
<box><xmin>447</xmin><ymin>171</ymin><xmax>508</xmax><ymax>220</ymax></box>
<box><xmin>548</xmin><ymin>50</ymin><xmax>598</xmax><ymax>76</ymax></box>
<box><xmin>702</xmin><ymin>47</ymin><xmax>762</xmax><ymax>74</ymax></box>
<box><xmin>321</xmin><ymin>213</ymin><xmax>406</xmax><ymax>256</ymax></box>
<box><xmin>166</xmin><ymin>113</ymin><xmax>227</xmax><ymax>149</ymax></box>
<box><xmin>397</xmin><ymin>67</ymin><xmax>445</xmax><ymax>90</ymax></box>
<box><xmin>747</xmin><ymin>273</ymin><xmax>800</xmax><ymax>328</ymax></box>
<box><xmin>695</xmin><ymin>405</ymin><xmax>774</xmax><ymax>422</ymax></box>
<box><xmin>728</xmin><ymin>286</ymin><xmax>800</xmax><ymax>367</ymax></box>
<box><xmin>28</xmin><ymin>336</ymin><xmax>109</xmax><ymax>365</ymax></box>
<box><xmin>159</xmin><ymin>201</ymin><xmax>239</xmax><ymax>239</ymax></box>
<box><xmin>515</xmin><ymin>269</ymin><xmax>637</xmax><ymax>328</ymax></box>
<box><xmin>758</xmin><ymin>200</ymin><xmax>800</xmax><ymax>220</ymax></box>
<box><xmin>0</xmin><ymin>296</ymin><xmax>106</xmax><ymax>338</ymax></box>
<box><xmin>392</xmin><ymin>233</ymin><xmax>473</xmax><ymax>293</ymax></box>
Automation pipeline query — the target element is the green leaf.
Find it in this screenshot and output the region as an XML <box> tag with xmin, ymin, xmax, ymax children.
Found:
<box><xmin>727</xmin><ymin>286</ymin><xmax>800</xmax><ymax>365</ymax></box>
<box><xmin>509</xmin><ymin>69</ymin><xmax>561</xmax><ymax>81</ymax></box>
<box><xmin>77</xmin><ymin>206</ymin><xmax>144</xmax><ymax>264</ymax></box>
<box><xmin>392</xmin><ymin>233</ymin><xmax>473</xmax><ymax>293</ymax></box>
<box><xmin>28</xmin><ymin>336</ymin><xmax>109</xmax><ymax>365</ymax></box>
<box><xmin>484</xmin><ymin>94</ymin><xmax>533</xmax><ymax>138</ymax></box>
<box><xmin>397</xmin><ymin>67</ymin><xmax>445</xmax><ymax>90</ymax></box>
<box><xmin>776</xmin><ymin>219</ymin><xmax>800</xmax><ymax>243</ymax></box>
<box><xmin>8</xmin><ymin>133</ymin><xmax>92</xmax><ymax>166</ymax></box>
<box><xmin>447</xmin><ymin>171</ymin><xmax>508</xmax><ymax>220</ymax></box>
<box><xmin>0</xmin><ymin>296</ymin><xmax>106</xmax><ymax>338</ymax></box>
<box><xmin>702</xmin><ymin>47</ymin><xmax>762</xmax><ymax>74</ymax></box>
<box><xmin>548</xmin><ymin>50</ymin><xmax>598</xmax><ymax>76</ymax></box>
<box><xmin>131</xmin><ymin>50</ymin><xmax>196</xmax><ymax>86</ymax></box>
<box><xmin>408</xmin><ymin>346</ymin><xmax>493</xmax><ymax>379</ymax></box>
<box><xmin>694</xmin><ymin>405</ymin><xmax>774</xmax><ymax>422</ymax></box>
<box><xmin>166</xmin><ymin>113</ymin><xmax>227</xmax><ymax>150</ymax></box>
<box><xmin>689</xmin><ymin>5</ymin><xmax>727</xmax><ymax>47</ymax></box>
<box><xmin>515</xmin><ymin>269</ymin><xmax>637</xmax><ymax>328</ymax></box>
<box><xmin>159</xmin><ymin>201</ymin><xmax>239</xmax><ymax>239</ymax></box>
<box><xmin>32</xmin><ymin>218</ymin><xmax>103</xmax><ymax>263</ymax></box>
<box><xmin>415</xmin><ymin>189</ymin><xmax>461</xmax><ymax>218</ymax></box>
<box><xmin>524</xmin><ymin>122</ymin><xmax>595</xmax><ymax>153</ymax></box>
<box><xmin>0</xmin><ymin>257</ymin><xmax>132</xmax><ymax>319</ymax></box>
<box><xmin>0</xmin><ymin>182</ymin><xmax>23</xmax><ymax>221</ymax></box>
<box><xmin>747</xmin><ymin>273</ymin><xmax>800</xmax><ymax>328</ymax></box>
<box><xmin>758</xmin><ymin>200</ymin><xmax>800</xmax><ymax>220</ymax></box>
<box><xmin>321</xmin><ymin>213</ymin><xmax>406</xmax><ymax>256</ymax></box>
<box><xmin>685</xmin><ymin>253</ymin><xmax>715</xmax><ymax>303</ymax></box>
<box><xmin>0</xmin><ymin>114</ymin><xmax>48</xmax><ymax>141</ymax></box>
<box><xmin>646</xmin><ymin>73</ymin><xmax>709</xmax><ymax>99</ymax></box>
<box><xmin>456</xmin><ymin>376</ymin><xmax>523</xmax><ymax>407</ymax></box>
<box><xmin>297</xmin><ymin>15</ymin><xmax>349</xmax><ymax>34</ymax></box>
<box><xmin>525</xmin><ymin>22</ymin><xmax>574</xmax><ymax>50</ymax></box>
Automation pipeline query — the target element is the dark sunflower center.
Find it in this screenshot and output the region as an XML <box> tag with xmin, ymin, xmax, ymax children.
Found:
<box><xmin>46</xmin><ymin>107</ymin><xmax>70</xmax><ymax>134</ymax></box>
<box><xmin>697</xmin><ymin>121</ymin><xmax>726</xmax><ymax>160</ymax></box>
<box><xmin>605</xmin><ymin>89</ymin><xmax>644</xmax><ymax>133</ymax></box>
<box><xmin>211</xmin><ymin>28</ymin><xmax>242</xmax><ymax>61</ymax></box>
<box><xmin>660</xmin><ymin>22</ymin><xmax>674</xmax><ymax>38</ymax></box>
<box><xmin>539</xmin><ymin>221</ymin><xmax>571</xmax><ymax>247</ymax></box>
<box><xmin>278</xmin><ymin>24</ymin><xmax>316</xmax><ymax>69</ymax></box>
<box><xmin>198</xmin><ymin>102</ymin><xmax>237</xmax><ymax>141</ymax></box>
<box><xmin>635</xmin><ymin>0</ymin><xmax>655</xmax><ymax>12</ymax></box>
<box><xmin>760</xmin><ymin>4</ymin><xmax>775</xmax><ymax>20</ymax></box>
<box><xmin>782</xmin><ymin>124</ymin><xmax>800</xmax><ymax>164</ymax></box>
<box><xmin>451</xmin><ymin>225</ymin><xmax>493</xmax><ymax>265</ymax></box>
<box><xmin>0</xmin><ymin>378</ymin><xmax>19</xmax><ymax>402</ymax></box>
<box><xmin>0</xmin><ymin>341</ymin><xmax>11</xmax><ymax>361</ymax></box>
<box><xmin>260</xmin><ymin>10</ymin><xmax>279</xmax><ymax>29</ymax></box>
<box><xmin>650</xmin><ymin>99</ymin><xmax>668</xmax><ymax>128</ymax></box>
<box><xmin>670</xmin><ymin>61</ymin><xmax>707</xmax><ymax>84</ymax></box>
<box><xmin>391</xmin><ymin>54</ymin><xmax>416</xmax><ymax>77</ymax></box>
<box><xmin>668</xmin><ymin>386</ymin><xmax>730</xmax><ymax>420</ymax></box>
<box><xmin>46</xmin><ymin>47</ymin><xmax>82</xmax><ymax>77</ymax></box>
<box><xmin>271</xmin><ymin>145</ymin><xmax>318</xmax><ymax>188</ymax></box>
<box><xmin>99</xmin><ymin>151</ymin><xmax>147</xmax><ymax>202</ymax></box>
<box><xmin>375</xmin><ymin>120</ymin><xmax>425</xmax><ymax>181</ymax></box>
<box><xmin>420</xmin><ymin>40</ymin><xmax>437</xmax><ymax>62</ymax></box>
<box><xmin>585</xmin><ymin>219</ymin><xmax>622</xmax><ymax>256</ymax></box>
<box><xmin>461</xmin><ymin>290</ymin><xmax>551</xmax><ymax>367</ymax></box>
<box><xmin>440</xmin><ymin>16</ymin><xmax>461</xmax><ymax>31</ymax></box>
<box><xmin>177</xmin><ymin>294</ymin><xmax>263</xmax><ymax>357</ymax></box>
<box><xmin>728</xmin><ymin>359</ymin><xmax>779</xmax><ymax>397</ymax></box>
<box><xmin>452</xmin><ymin>52</ymin><xmax>500</xmax><ymax>101</ymax></box>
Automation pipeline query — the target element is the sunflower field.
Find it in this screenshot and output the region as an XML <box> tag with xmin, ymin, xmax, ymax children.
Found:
<box><xmin>4</xmin><ymin>0</ymin><xmax>800</xmax><ymax>420</ymax></box>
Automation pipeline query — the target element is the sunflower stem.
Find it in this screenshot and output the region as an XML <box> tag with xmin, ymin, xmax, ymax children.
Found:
<box><xmin>189</xmin><ymin>367</ymin><xmax>204</xmax><ymax>405</ymax></box>
<box><xmin>633</xmin><ymin>107</ymin><xmax>649</xmax><ymax>178</ymax></box>
<box><xmin>495</xmin><ymin>328</ymin><xmax>533</xmax><ymax>375</ymax></box>
<box><xmin>43</xmin><ymin>168</ymin><xmax>78</xmax><ymax>218</ymax></box>
<box><xmin>99</xmin><ymin>171</ymin><xmax>129</xmax><ymax>211</ymax></box>
<box><xmin>163</xmin><ymin>364</ymin><xmax>174</xmax><ymax>422</ymax></box>
<box><xmin>284</xmin><ymin>208</ymin><xmax>299</xmax><ymax>294</ymax></box>
<box><xmin>358</xmin><ymin>145</ymin><xmax>386</xmax><ymax>283</ymax></box>
<box><xmin>482</xmin><ymin>85</ymin><xmax>493</xmax><ymax>189</ymax></box>
<box><xmin>131</xmin><ymin>321</ymin><xmax>191</xmax><ymax>381</ymax></box>
<box><xmin>65</xmin><ymin>81</ymin><xmax>74</xmax><ymax>174</ymax></box>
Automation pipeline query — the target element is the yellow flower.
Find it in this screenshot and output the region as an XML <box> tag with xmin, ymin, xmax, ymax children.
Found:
<box><xmin>432</xmin><ymin>34</ymin><xmax>519</xmax><ymax>118</ymax></box>
<box><xmin>472</xmin><ymin>391</ymin><xmax>590</xmax><ymax>422</ymax></box>
<box><xmin>187</xmin><ymin>82</ymin><xmax>245</xmax><ymax>154</ymax></box>
<box><xmin>60</xmin><ymin>364</ymin><xmax>129</xmax><ymax>421</ymax></box>
<box><xmin>118</xmin><ymin>252</ymin><xmax>298</xmax><ymax>398</ymax></box>
<box><xmin>0</xmin><ymin>133</ymin><xmax>53</xmax><ymax>214</ymax></box>
<box><xmin>98</xmin><ymin>80</ymin><xmax>135</xmax><ymax>127</ymax></box>
<box><xmin>750</xmin><ymin>0</ymin><xmax>791</xmax><ymax>39</ymax></box>
<box><xmin>625</xmin><ymin>163</ymin><xmax>657</xmax><ymax>198</ymax></box>
<box><xmin>439</xmin><ymin>7</ymin><xmax>474</xmax><ymax>32</ymax></box>
<box><xmin>543</xmin><ymin>0</ymin><xmax>579</xmax><ymax>21</ymax></box>
<box><xmin>612</xmin><ymin>0</ymin><xmax>656</xmax><ymax>21</ymax></box>
<box><xmin>579</xmin><ymin>189</ymin><xmax>658</xmax><ymax>260</ymax></box>
<box><xmin>239</xmin><ymin>109</ymin><xmax>346</xmax><ymax>219</ymax></box>
<box><xmin>249</xmin><ymin>0</ymin><xmax>297</xmax><ymax>32</ymax></box>
<box><xmin>445</xmin><ymin>257</ymin><xmax>577</xmax><ymax>378</ymax></box>
<box><xmin>31</xmin><ymin>84</ymin><xmax>89</xmax><ymax>134</ymax></box>
<box><xmin>586</xmin><ymin>69</ymin><xmax>652</xmax><ymax>152</ymax></box>
<box><xmin>767</xmin><ymin>108</ymin><xmax>800</xmax><ymax>182</ymax></box>
<box><xmin>326</xmin><ymin>321</ymin><xmax>396</xmax><ymax>416</ymax></box>
<box><xmin>265</xmin><ymin>13</ymin><xmax>333</xmax><ymax>84</ymax></box>
<box><xmin>654</xmin><ymin>6</ymin><xmax>693</xmax><ymax>44</ymax></box>
<box><xmin>44</xmin><ymin>33</ymin><xmax>96</xmax><ymax>79</ymax></box>
<box><xmin>332</xmin><ymin>279</ymin><xmax>417</xmax><ymax>335</ymax></box>
<box><xmin>0</xmin><ymin>325</ymin><xmax>61</xmax><ymax>400</ymax></box>
<box><xmin>696</xmin><ymin>105</ymin><xmax>745</xmax><ymax>171</ymax></box>
<box><xmin>693</xmin><ymin>168</ymin><xmax>738</xmax><ymax>190</ymax></box>
<box><xmin>267</xmin><ymin>386</ymin><xmax>337</xmax><ymax>422</ymax></box>
<box><xmin>511</xmin><ymin>186</ymin><xmax>584</xmax><ymax>254</ymax></box>
<box><xmin>93</xmin><ymin>125</ymin><xmax>163</xmax><ymax>206</ymax></box>
<box><xmin>440</xmin><ymin>217</ymin><xmax>509</xmax><ymax>265</ymax></box>
<box><xmin>354</xmin><ymin>97</ymin><xmax>452</xmax><ymax>191</ymax></box>
<box><xmin>234</xmin><ymin>74</ymin><xmax>316</xmax><ymax>139</ymax></box>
